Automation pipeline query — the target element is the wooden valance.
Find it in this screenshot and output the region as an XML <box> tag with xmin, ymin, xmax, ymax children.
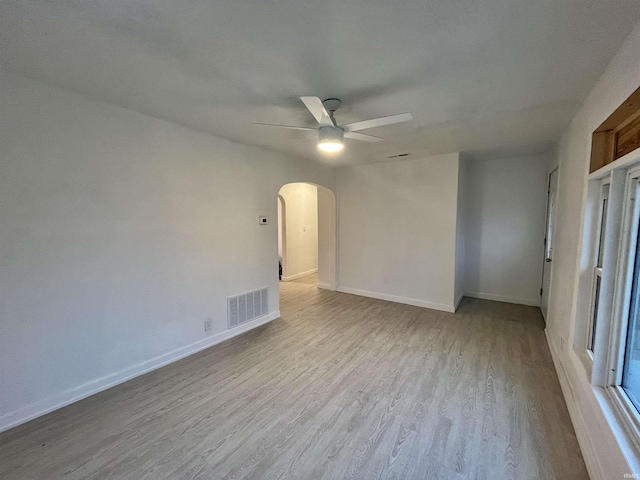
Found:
<box><xmin>590</xmin><ymin>86</ymin><xmax>640</xmax><ymax>173</ymax></box>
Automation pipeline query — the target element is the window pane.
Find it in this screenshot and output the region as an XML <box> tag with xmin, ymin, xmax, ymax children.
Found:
<box><xmin>590</xmin><ymin>275</ymin><xmax>601</xmax><ymax>352</ymax></box>
<box><xmin>623</xmin><ymin>216</ymin><xmax>640</xmax><ymax>410</ymax></box>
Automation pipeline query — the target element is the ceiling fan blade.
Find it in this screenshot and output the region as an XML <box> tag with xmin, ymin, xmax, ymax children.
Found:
<box><xmin>252</xmin><ymin>123</ymin><xmax>315</xmax><ymax>131</ymax></box>
<box><xmin>300</xmin><ymin>96</ymin><xmax>335</xmax><ymax>127</ymax></box>
<box><xmin>342</xmin><ymin>113</ymin><xmax>413</xmax><ymax>132</ymax></box>
<box><xmin>344</xmin><ymin>131</ymin><xmax>383</xmax><ymax>142</ymax></box>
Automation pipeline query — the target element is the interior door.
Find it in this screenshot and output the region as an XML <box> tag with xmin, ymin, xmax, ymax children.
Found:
<box><xmin>541</xmin><ymin>168</ymin><xmax>559</xmax><ymax>321</ymax></box>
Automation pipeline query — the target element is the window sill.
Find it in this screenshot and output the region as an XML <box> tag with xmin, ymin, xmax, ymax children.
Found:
<box><xmin>596</xmin><ymin>385</ymin><xmax>640</xmax><ymax>474</ymax></box>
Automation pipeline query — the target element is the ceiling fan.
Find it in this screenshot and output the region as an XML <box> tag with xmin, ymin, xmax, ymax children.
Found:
<box><xmin>253</xmin><ymin>97</ymin><xmax>413</xmax><ymax>153</ymax></box>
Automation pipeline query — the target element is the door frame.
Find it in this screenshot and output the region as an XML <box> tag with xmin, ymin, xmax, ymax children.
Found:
<box><xmin>540</xmin><ymin>166</ymin><xmax>559</xmax><ymax>320</ymax></box>
<box><xmin>277</xmin><ymin>194</ymin><xmax>287</xmax><ymax>279</ymax></box>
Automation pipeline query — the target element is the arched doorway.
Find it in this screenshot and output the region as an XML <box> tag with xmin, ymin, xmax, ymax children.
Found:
<box><xmin>277</xmin><ymin>182</ymin><xmax>336</xmax><ymax>290</ymax></box>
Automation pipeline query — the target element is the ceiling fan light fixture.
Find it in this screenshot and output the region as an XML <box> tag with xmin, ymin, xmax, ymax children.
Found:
<box><xmin>318</xmin><ymin>139</ymin><xmax>344</xmax><ymax>153</ymax></box>
<box><xmin>317</xmin><ymin>126</ymin><xmax>344</xmax><ymax>153</ymax></box>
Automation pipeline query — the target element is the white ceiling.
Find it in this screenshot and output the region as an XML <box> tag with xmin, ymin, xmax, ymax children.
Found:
<box><xmin>1</xmin><ymin>0</ymin><xmax>639</xmax><ymax>166</ymax></box>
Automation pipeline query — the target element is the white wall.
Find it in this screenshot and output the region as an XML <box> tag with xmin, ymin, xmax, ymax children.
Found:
<box><xmin>546</xmin><ymin>21</ymin><xmax>640</xmax><ymax>479</ymax></box>
<box><xmin>317</xmin><ymin>187</ymin><xmax>337</xmax><ymax>290</ymax></box>
<box><xmin>278</xmin><ymin>183</ymin><xmax>318</xmax><ymax>280</ymax></box>
<box><xmin>463</xmin><ymin>154</ymin><xmax>550</xmax><ymax>306</ymax></box>
<box><xmin>336</xmin><ymin>154</ymin><xmax>460</xmax><ymax>312</ymax></box>
<box><xmin>0</xmin><ymin>71</ymin><xmax>334</xmax><ymax>431</ymax></box>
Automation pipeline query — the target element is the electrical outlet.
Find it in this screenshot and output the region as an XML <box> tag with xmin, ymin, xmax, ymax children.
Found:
<box><xmin>204</xmin><ymin>318</ymin><xmax>212</xmax><ymax>334</ymax></box>
<box><xmin>560</xmin><ymin>337</ymin><xmax>565</xmax><ymax>352</ymax></box>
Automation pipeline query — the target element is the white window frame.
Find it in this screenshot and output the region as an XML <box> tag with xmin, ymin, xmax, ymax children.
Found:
<box><xmin>587</xmin><ymin>181</ymin><xmax>610</xmax><ymax>357</ymax></box>
<box><xmin>605</xmin><ymin>166</ymin><xmax>640</xmax><ymax>445</ymax></box>
<box><xmin>578</xmin><ymin>148</ymin><xmax>640</xmax><ymax>460</ymax></box>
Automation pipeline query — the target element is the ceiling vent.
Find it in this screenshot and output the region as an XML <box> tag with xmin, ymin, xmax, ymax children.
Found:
<box><xmin>387</xmin><ymin>153</ymin><xmax>411</xmax><ymax>159</ymax></box>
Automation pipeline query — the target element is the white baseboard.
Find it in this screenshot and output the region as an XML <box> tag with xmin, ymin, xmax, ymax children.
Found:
<box><xmin>464</xmin><ymin>291</ymin><xmax>540</xmax><ymax>307</ymax></box>
<box><xmin>317</xmin><ymin>282</ymin><xmax>335</xmax><ymax>291</ymax></box>
<box><xmin>545</xmin><ymin>329</ymin><xmax>602</xmax><ymax>480</ymax></box>
<box><xmin>0</xmin><ymin>310</ymin><xmax>281</xmax><ymax>433</ymax></box>
<box><xmin>337</xmin><ymin>286</ymin><xmax>455</xmax><ymax>313</ymax></box>
<box><xmin>281</xmin><ymin>268</ymin><xmax>317</xmax><ymax>282</ymax></box>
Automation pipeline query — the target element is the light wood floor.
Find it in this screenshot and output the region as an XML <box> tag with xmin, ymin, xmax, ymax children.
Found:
<box><xmin>0</xmin><ymin>275</ymin><xmax>587</xmax><ymax>479</ymax></box>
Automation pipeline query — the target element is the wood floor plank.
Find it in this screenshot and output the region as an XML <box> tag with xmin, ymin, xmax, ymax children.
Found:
<box><xmin>0</xmin><ymin>274</ymin><xmax>588</xmax><ymax>479</ymax></box>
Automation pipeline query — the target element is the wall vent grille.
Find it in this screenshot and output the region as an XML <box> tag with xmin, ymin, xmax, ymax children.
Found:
<box><xmin>227</xmin><ymin>287</ymin><xmax>268</xmax><ymax>329</ymax></box>
<box><xmin>387</xmin><ymin>152</ymin><xmax>411</xmax><ymax>159</ymax></box>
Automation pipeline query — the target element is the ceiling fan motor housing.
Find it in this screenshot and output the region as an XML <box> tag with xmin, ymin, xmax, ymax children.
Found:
<box><xmin>318</xmin><ymin>126</ymin><xmax>344</xmax><ymax>143</ymax></box>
